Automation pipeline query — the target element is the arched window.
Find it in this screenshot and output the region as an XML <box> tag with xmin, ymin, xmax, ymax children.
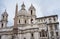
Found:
<box><xmin>31</xmin><ymin>33</ymin><xmax>34</xmax><ymax>39</ymax></box>
<box><xmin>19</xmin><ymin>20</ymin><xmax>20</xmax><ymax>23</ymax></box>
<box><xmin>1</xmin><ymin>23</ymin><xmax>3</xmax><ymax>28</ymax></box>
<box><xmin>31</xmin><ymin>33</ymin><xmax>33</xmax><ymax>37</ymax></box>
<box><xmin>24</xmin><ymin>38</ymin><xmax>26</xmax><ymax>39</ymax></box>
<box><xmin>31</xmin><ymin>10</ymin><xmax>33</xmax><ymax>15</ymax></box>
<box><xmin>31</xmin><ymin>19</ymin><xmax>33</xmax><ymax>24</ymax></box>
<box><xmin>42</xmin><ymin>31</ymin><xmax>45</xmax><ymax>37</ymax></box>
<box><xmin>3</xmin><ymin>16</ymin><xmax>4</xmax><ymax>19</ymax></box>
<box><xmin>25</xmin><ymin>20</ymin><xmax>26</xmax><ymax>23</ymax></box>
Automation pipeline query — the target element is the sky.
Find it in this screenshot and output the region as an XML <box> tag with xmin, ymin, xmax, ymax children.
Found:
<box><xmin>0</xmin><ymin>0</ymin><xmax>60</xmax><ymax>28</ymax></box>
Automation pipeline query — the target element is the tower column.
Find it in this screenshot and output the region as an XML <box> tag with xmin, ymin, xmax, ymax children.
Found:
<box><xmin>48</xmin><ymin>26</ymin><xmax>51</xmax><ymax>39</ymax></box>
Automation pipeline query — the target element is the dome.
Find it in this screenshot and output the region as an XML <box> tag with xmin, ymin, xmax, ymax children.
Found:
<box><xmin>18</xmin><ymin>3</ymin><xmax>29</xmax><ymax>16</ymax></box>
<box><xmin>18</xmin><ymin>10</ymin><xmax>28</xmax><ymax>16</ymax></box>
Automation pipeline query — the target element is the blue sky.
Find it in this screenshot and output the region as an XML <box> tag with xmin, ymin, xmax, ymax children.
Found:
<box><xmin>0</xmin><ymin>0</ymin><xmax>60</xmax><ymax>28</ymax></box>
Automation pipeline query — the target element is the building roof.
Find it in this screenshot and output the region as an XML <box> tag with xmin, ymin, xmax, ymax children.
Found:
<box><xmin>36</xmin><ymin>15</ymin><xmax>58</xmax><ymax>19</ymax></box>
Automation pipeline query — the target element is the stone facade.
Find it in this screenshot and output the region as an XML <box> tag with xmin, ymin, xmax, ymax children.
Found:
<box><xmin>0</xmin><ymin>3</ymin><xmax>60</xmax><ymax>39</ymax></box>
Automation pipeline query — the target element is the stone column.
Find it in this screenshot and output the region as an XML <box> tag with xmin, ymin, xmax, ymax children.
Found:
<box><xmin>39</xmin><ymin>32</ymin><xmax>41</xmax><ymax>38</ymax></box>
<box><xmin>53</xmin><ymin>25</ymin><xmax>56</xmax><ymax>39</ymax></box>
<box><xmin>48</xmin><ymin>26</ymin><xmax>51</xmax><ymax>39</ymax></box>
<box><xmin>34</xmin><ymin>32</ymin><xmax>39</xmax><ymax>39</ymax></box>
<box><xmin>18</xmin><ymin>34</ymin><xmax>22</xmax><ymax>39</ymax></box>
<box><xmin>29</xmin><ymin>19</ymin><xmax>31</xmax><ymax>24</ymax></box>
<box><xmin>26</xmin><ymin>33</ymin><xmax>31</xmax><ymax>39</ymax></box>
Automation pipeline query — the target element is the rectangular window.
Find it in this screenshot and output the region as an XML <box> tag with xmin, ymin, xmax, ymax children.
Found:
<box><xmin>49</xmin><ymin>18</ymin><xmax>51</xmax><ymax>23</ymax></box>
<box><xmin>40</xmin><ymin>32</ymin><xmax>41</xmax><ymax>37</ymax></box>
<box><xmin>50</xmin><ymin>25</ymin><xmax>53</xmax><ymax>30</ymax></box>
<box><xmin>51</xmin><ymin>31</ymin><xmax>54</xmax><ymax>36</ymax></box>
<box><xmin>56</xmin><ymin>32</ymin><xmax>58</xmax><ymax>36</ymax></box>
<box><xmin>53</xmin><ymin>17</ymin><xmax>56</xmax><ymax>21</ymax></box>
<box><xmin>55</xmin><ymin>24</ymin><xmax>58</xmax><ymax>30</ymax></box>
<box><xmin>41</xmin><ymin>30</ymin><xmax>45</xmax><ymax>37</ymax></box>
<box><xmin>46</xmin><ymin>32</ymin><xmax>47</xmax><ymax>37</ymax></box>
<box><xmin>31</xmin><ymin>10</ymin><xmax>33</xmax><ymax>15</ymax></box>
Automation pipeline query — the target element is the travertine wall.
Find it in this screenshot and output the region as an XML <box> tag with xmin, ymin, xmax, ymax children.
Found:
<box><xmin>1</xmin><ymin>35</ymin><xmax>12</xmax><ymax>39</ymax></box>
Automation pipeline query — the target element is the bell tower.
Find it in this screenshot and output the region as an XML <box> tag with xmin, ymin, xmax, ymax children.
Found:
<box><xmin>29</xmin><ymin>4</ymin><xmax>36</xmax><ymax>24</ymax></box>
<box><xmin>29</xmin><ymin>4</ymin><xmax>36</xmax><ymax>16</ymax></box>
<box><xmin>1</xmin><ymin>9</ymin><xmax>8</xmax><ymax>28</ymax></box>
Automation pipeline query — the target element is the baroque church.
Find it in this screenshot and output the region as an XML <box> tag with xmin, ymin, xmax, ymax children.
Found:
<box><xmin>0</xmin><ymin>3</ymin><xmax>60</xmax><ymax>39</ymax></box>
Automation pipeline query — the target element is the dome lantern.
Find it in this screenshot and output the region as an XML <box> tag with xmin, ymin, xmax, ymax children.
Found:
<box><xmin>21</xmin><ymin>3</ymin><xmax>25</xmax><ymax>10</ymax></box>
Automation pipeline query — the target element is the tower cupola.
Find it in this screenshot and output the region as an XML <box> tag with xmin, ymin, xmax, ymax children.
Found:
<box><xmin>2</xmin><ymin>9</ymin><xmax>8</xmax><ymax>17</ymax></box>
<box><xmin>29</xmin><ymin>4</ymin><xmax>36</xmax><ymax>11</ymax></box>
<box><xmin>21</xmin><ymin>3</ymin><xmax>25</xmax><ymax>10</ymax></box>
<box><xmin>2</xmin><ymin>9</ymin><xmax>8</xmax><ymax>21</ymax></box>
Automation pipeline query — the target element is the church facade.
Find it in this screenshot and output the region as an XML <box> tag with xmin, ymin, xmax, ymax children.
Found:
<box><xmin>0</xmin><ymin>3</ymin><xmax>60</xmax><ymax>39</ymax></box>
